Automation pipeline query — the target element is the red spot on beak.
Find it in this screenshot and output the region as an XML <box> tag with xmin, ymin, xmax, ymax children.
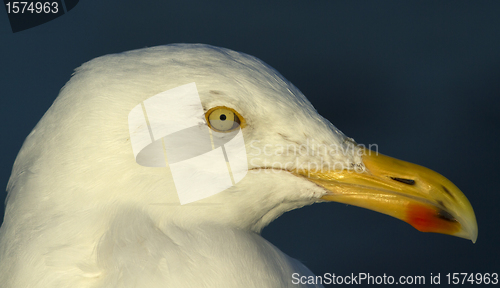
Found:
<box><xmin>406</xmin><ymin>203</ymin><xmax>460</xmax><ymax>235</ymax></box>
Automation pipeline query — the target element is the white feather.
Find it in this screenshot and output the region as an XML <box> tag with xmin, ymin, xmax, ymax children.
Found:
<box><xmin>0</xmin><ymin>44</ymin><xmax>362</xmax><ymax>287</ymax></box>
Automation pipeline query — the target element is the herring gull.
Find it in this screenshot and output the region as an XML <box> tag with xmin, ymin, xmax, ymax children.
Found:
<box><xmin>0</xmin><ymin>44</ymin><xmax>477</xmax><ymax>288</ymax></box>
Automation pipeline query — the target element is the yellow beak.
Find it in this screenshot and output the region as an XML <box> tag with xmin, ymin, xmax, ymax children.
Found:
<box><xmin>295</xmin><ymin>148</ymin><xmax>478</xmax><ymax>242</ymax></box>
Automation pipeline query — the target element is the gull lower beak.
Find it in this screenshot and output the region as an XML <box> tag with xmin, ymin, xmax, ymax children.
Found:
<box><xmin>296</xmin><ymin>148</ymin><xmax>478</xmax><ymax>243</ymax></box>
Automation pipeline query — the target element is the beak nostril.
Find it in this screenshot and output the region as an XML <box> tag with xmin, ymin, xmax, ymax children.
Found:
<box><xmin>391</xmin><ymin>177</ymin><xmax>415</xmax><ymax>185</ymax></box>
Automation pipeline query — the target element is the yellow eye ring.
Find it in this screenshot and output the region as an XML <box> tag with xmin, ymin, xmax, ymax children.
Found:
<box><xmin>205</xmin><ymin>106</ymin><xmax>246</xmax><ymax>132</ymax></box>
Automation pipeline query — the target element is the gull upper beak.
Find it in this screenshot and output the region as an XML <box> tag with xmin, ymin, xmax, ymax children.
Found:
<box><xmin>296</xmin><ymin>148</ymin><xmax>478</xmax><ymax>243</ymax></box>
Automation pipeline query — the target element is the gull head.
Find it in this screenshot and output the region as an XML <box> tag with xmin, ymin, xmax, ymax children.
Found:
<box><xmin>4</xmin><ymin>44</ymin><xmax>477</xmax><ymax>246</ymax></box>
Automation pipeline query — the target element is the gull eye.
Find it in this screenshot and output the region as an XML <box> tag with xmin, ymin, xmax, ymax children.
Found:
<box><xmin>206</xmin><ymin>106</ymin><xmax>244</xmax><ymax>132</ymax></box>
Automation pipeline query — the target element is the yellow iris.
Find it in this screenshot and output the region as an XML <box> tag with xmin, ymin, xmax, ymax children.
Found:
<box><xmin>206</xmin><ymin>107</ymin><xmax>244</xmax><ymax>132</ymax></box>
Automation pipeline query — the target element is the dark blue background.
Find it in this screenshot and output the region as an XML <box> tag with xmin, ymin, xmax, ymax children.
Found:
<box><xmin>1</xmin><ymin>1</ymin><xmax>499</xmax><ymax>285</ymax></box>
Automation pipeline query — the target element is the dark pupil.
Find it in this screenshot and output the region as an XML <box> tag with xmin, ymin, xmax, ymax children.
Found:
<box><xmin>220</xmin><ymin>114</ymin><xmax>227</xmax><ymax>121</ymax></box>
